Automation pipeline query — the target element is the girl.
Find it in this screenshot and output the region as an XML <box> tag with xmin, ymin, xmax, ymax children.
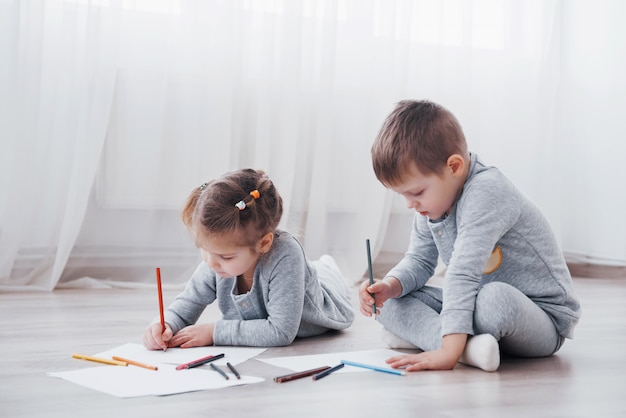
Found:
<box><xmin>143</xmin><ymin>168</ymin><xmax>354</xmax><ymax>349</ymax></box>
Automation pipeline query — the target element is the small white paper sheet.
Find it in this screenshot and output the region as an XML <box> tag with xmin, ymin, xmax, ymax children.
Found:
<box><xmin>258</xmin><ymin>348</ymin><xmax>406</xmax><ymax>374</ymax></box>
<box><xmin>48</xmin><ymin>343</ymin><xmax>267</xmax><ymax>397</ymax></box>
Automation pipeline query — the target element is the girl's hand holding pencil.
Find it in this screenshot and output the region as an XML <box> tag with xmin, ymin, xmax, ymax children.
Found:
<box><xmin>143</xmin><ymin>322</ymin><xmax>173</xmax><ymax>351</ymax></box>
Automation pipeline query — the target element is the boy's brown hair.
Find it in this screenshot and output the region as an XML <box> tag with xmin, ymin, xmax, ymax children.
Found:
<box><xmin>371</xmin><ymin>100</ymin><xmax>468</xmax><ymax>186</ymax></box>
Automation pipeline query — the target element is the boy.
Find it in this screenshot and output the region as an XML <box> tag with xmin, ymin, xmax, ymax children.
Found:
<box><xmin>360</xmin><ymin>100</ymin><xmax>580</xmax><ymax>372</ymax></box>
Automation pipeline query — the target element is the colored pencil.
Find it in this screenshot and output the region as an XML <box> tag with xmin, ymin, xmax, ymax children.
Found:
<box><xmin>274</xmin><ymin>366</ymin><xmax>331</xmax><ymax>383</ymax></box>
<box><xmin>226</xmin><ymin>362</ymin><xmax>241</xmax><ymax>379</ymax></box>
<box><xmin>312</xmin><ymin>363</ymin><xmax>345</xmax><ymax>381</ymax></box>
<box><xmin>210</xmin><ymin>363</ymin><xmax>229</xmax><ymax>380</ymax></box>
<box><xmin>366</xmin><ymin>239</ymin><xmax>377</xmax><ymax>318</ymax></box>
<box><xmin>72</xmin><ymin>354</ymin><xmax>128</xmax><ymax>367</ymax></box>
<box><xmin>175</xmin><ymin>353</ymin><xmax>225</xmax><ymax>370</ymax></box>
<box><xmin>340</xmin><ymin>359</ymin><xmax>406</xmax><ymax>376</ymax></box>
<box><xmin>155</xmin><ymin>267</ymin><xmax>166</xmax><ymax>352</ymax></box>
<box><xmin>112</xmin><ymin>356</ymin><xmax>158</xmax><ymax>371</ymax></box>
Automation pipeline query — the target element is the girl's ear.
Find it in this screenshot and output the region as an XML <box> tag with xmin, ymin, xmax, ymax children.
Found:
<box><xmin>257</xmin><ymin>232</ymin><xmax>274</xmax><ymax>254</ymax></box>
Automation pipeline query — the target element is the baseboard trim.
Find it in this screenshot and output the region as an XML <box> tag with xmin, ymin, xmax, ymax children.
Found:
<box><xmin>566</xmin><ymin>262</ymin><xmax>626</xmax><ymax>279</ymax></box>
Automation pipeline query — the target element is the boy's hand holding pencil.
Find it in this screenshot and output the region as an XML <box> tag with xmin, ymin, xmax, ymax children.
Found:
<box><xmin>358</xmin><ymin>276</ymin><xmax>403</xmax><ymax>317</ymax></box>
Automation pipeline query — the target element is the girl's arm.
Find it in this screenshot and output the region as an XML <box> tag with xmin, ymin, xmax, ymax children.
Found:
<box><xmin>164</xmin><ymin>262</ymin><xmax>218</xmax><ymax>335</ymax></box>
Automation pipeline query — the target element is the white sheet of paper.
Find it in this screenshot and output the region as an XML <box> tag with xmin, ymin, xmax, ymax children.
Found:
<box><xmin>258</xmin><ymin>348</ymin><xmax>406</xmax><ymax>373</ymax></box>
<box><xmin>95</xmin><ymin>343</ymin><xmax>266</xmax><ymax>366</ymax></box>
<box><xmin>48</xmin><ymin>363</ymin><xmax>264</xmax><ymax>398</ymax></box>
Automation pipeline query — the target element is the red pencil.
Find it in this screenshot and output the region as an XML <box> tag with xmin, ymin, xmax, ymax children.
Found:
<box><xmin>156</xmin><ymin>267</ymin><xmax>166</xmax><ymax>351</ymax></box>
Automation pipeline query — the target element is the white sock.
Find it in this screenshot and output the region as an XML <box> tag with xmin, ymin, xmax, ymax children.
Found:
<box><xmin>459</xmin><ymin>334</ymin><xmax>500</xmax><ymax>372</ymax></box>
<box><xmin>380</xmin><ymin>328</ymin><xmax>420</xmax><ymax>350</ymax></box>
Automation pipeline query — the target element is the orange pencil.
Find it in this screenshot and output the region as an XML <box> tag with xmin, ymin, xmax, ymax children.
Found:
<box><xmin>112</xmin><ymin>356</ymin><xmax>158</xmax><ymax>371</ymax></box>
<box><xmin>156</xmin><ymin>267</ymin><xmax>167</xmax><ymax>352</ymax></box>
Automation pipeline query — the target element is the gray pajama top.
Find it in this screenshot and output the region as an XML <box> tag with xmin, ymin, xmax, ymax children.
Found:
<box><xmin>387</xmin><ymin>154</ymin><xmax>581</xmax><ymax>339</ymax></box>
<box><xmin>164</xmin><ymin>231</ymin><xmax>354</xmax><ymax>346</ymax></box>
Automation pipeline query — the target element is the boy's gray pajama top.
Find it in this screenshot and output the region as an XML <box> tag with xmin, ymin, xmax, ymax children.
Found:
<box><xmin>386</xmin><ymin>153</ymin><xmax>581</xmax><ymax>340</ymax></box>
<box><xmin>164</xmin><ymin>231</ymin><xmax>354</xmax><ymax>346</ymax></box>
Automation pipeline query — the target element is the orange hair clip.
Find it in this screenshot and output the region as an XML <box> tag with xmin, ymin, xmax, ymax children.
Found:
<box><xmin>235</xmin><ymin>190</ymin><xmax>261</xmax><ymax>211</ymax></box>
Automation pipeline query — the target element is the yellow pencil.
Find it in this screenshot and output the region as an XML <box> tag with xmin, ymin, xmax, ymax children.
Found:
<box><xmin>112</xmin><ymin>356</ymin><xmax>158</xmax><ymax>371</ymax></box>
<box><xmin>72</xmin><ymin>353</ymin><xmax>128</xmax><ymax>366</ymax></box>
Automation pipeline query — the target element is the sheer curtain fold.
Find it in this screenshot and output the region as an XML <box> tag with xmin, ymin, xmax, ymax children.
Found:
<box><xmin>1</xmin><ymin>1</ymin><xmax>119</xmax><ymax>290</ymax></box>
<box><xmin>1</xmin><ymin>0</ymin><xmax>624</xmax><ymax>291</ymax></box>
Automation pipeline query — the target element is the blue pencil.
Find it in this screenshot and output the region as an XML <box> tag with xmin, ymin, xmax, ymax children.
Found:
<box><xmin>340</xmin><ymin>359</ymin><xmax>406</xmax><ymax>376</ymax></box>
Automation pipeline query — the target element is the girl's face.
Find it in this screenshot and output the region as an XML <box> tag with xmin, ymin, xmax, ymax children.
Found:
<box><xmin>200</xmin><ymin>235</ymin><xmax>260</xmax><ymax>279</ymax></box>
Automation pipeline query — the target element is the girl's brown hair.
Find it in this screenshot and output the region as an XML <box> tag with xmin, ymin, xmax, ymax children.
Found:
<box><xmin>371</xmin><ymin>100</ymin><xmax>468</xmax><ymax>186</ymax></box>
<box><xmin>182</xmin><ymin>168</ymin><xmax>283</xmax><ymax>247</ymax></box>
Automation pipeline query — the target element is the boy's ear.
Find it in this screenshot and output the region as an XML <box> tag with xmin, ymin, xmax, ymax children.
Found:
<box><xmin>447</xmin><ymin>154</ymin><xmax>465</xmax><ymax>177</ymax></box>
<box><xmin>258</xmin><ymin>232</ymin><xmax>274</xmax><ymax>254</ymax></box>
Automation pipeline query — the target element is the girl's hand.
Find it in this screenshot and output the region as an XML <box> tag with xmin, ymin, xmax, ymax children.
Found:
<box><xmin>143</xmin><ymin>322</ymin><xmax>173</xmax><ymax>351</ymax></box>
<box><xmin>168</xmin><ymin>323</ymin><xmax>215</xmax><ymax>348</ymax></box>
<box><xmin>358</xmin><ymin>277</ymin><xmax>402</xmax><ymax>316</ymax></box>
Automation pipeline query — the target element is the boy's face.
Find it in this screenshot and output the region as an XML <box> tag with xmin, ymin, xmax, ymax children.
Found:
<box><xmin>390</xmin><ymin>162</ymin><xmax>463</xmax><ymax>220</ymax></box>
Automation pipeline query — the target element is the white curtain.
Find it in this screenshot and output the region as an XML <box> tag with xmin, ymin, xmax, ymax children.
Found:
<box><xmin>1</xmin><ymin>0</ymin><xmax>625</xmax><ymax>291</ymax></box>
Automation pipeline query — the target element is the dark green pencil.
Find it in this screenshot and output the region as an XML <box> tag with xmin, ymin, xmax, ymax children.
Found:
<box><xmin>366</xmin><ymin>239</ymin><xmax>377</xmax><ymax>318</ymax></box>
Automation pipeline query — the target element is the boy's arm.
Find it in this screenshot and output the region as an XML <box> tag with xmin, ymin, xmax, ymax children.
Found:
<box><xmin>386</xmin><ymin>214</ymin><xmax>439</xmax><ymax>295</ymax></box>
<box><xmin>441</xmin><ymin>175</ymin><xmax>522</xmax><ymax>337</ymax></box>
<box><xmin>385</xmin><ymin>333</ymin><xmax>468</xmax><ymax>371</ymax></box>
<box><xmin>441</xmin><ymin>333</ymin><xmax>468</xmax><ymax>363</ymax></box>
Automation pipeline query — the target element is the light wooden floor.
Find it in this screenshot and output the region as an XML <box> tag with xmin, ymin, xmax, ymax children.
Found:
<box><xmin>1</xmin><ymin>276</ymin><xmax>625</xmax><ymax>418</ymax></box>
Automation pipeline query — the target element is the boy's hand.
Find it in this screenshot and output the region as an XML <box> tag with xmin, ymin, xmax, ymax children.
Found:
<box><xmin>358</xmin><ymin>277</ymin><xmax>402</xmax><ymax>316</ymax></box>
<box><xmin>168</xmin><ymin>323</ymin><xmax>215</xmax><ymax>348</ymax></box>
<box><xmin>143</xmin><ymin>322</ymin><xmax>173</xmax><ymax>351</ymax></box>
<box><xmin>385</xmin><ymin>334</ymin><xmax>468</xmax><ymax>371</ymax></box>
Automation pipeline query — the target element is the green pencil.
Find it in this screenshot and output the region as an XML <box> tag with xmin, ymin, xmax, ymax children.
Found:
<box><xmin>366</xmin><ymin>239</ymin><xmax>377</xmax><ymax>318</ymax></box>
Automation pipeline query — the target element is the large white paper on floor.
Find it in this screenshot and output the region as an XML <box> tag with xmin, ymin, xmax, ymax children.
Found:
<box><xmin>258</xmin><ymin>348</ymin><xmax>407</xmax><ymax>373</ymax></box>
<box><xmin>48</xmin><ymin>363</ymin><xmax>264</xmax><ymax>398</ymax></box>
<box><xmin>94</xmin><ymin>342</ymin><xmax>266</xmax><ymax>366</ymax></box>
<box><xmin>48</xmin><ymin>343</ymin><xmax>267</xmax><ymax>397</ymax></box>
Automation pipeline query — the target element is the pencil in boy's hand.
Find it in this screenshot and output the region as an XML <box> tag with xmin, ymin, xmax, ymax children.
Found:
<box><xmin>366</xmin><ymin>239</ymin><xmax>377</xmax><ymax>318</ymax></box>
<box><xmin>155</xmin><ymin>267</ymin><xmax>167</xmax><ymax>352</ymax></box>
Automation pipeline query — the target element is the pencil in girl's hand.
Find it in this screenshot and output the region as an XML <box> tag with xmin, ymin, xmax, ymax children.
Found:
<box><xmin>156</xmin><ymin>267</ymin><xmax>167</xmax><ymax>352</ymax></box>
<box><xmin>366</xmin><ymin>239</ymin><xmax>377</xmax><ymax>318</ymax></box>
